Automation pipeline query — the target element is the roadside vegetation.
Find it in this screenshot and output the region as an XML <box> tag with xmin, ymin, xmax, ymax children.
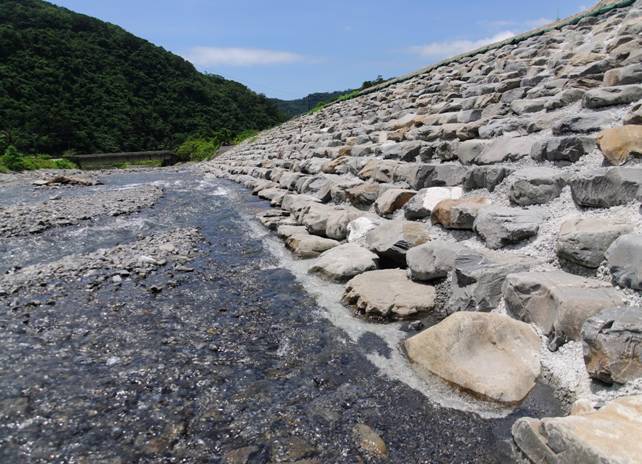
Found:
<box><xmin>309</xmin><ymin>75</ymin><xmax>387</xmax><ymax>113</ymax></box>
<box><xmin>175</xmin><ymin>129</ymin><xmax>259</xmax><ymax>162</ymax></box>
<box><xmin>0</xmin><ymin>145</ymin><xmax>77</xmax><ymax>173</ymax></box>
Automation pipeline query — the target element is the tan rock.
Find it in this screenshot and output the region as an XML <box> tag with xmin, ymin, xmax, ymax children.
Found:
<box><xmin>405</xmin><ymin>312</ymin><xmax>540</xmax><ymax>403</ymax></box>
<box><xmin>342</xmin><ymin>269</ymin><xmax>436</xmax><ymax>320</ymax></box>
<box><xmin>431</xmin><ymin>197</ymin><xmax>491</xmax><ymax>230</ymax></box>
<box><xmin>512</xmin><ymin>395</ymin><xmax>642</xmax><ymax>464</ymax></box>
<box><xmin>374</xmin><ymin>188</ymin><xmax>416</xmax><ymax>217</ymax></box>
<box><xmin>285</xmin><ymin>234</ymin><xmax>339</xmax><ymax>258</ymax></box>
<box><xmin>597</xmin><ymin>125</ymin><xmax>642</xmax><ymax>166</ymax></box>
<box><xmin>353</xmin><ymin>424</ymin><xmax>388</xmax><ymax>457</ymax></box>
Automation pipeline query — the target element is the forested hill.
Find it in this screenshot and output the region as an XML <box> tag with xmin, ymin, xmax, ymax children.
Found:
<box><xmin>0</xmin><ymin>0</ymin><xmax>285</xmax><ymax>155</ymax></box>
<box><xmin>271</xmin><ymin>91</ymin><xmax>352</xmax><ymax>118</ymax></box>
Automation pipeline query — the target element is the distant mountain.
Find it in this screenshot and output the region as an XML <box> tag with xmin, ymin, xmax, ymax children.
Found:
<box><xmin>271</xmin><ymin>91</ymin><xmax>353</xmax><ymax>118</ymax></box>
<box><xmin>0</xmin><ymin>0</ymin><xmax>285</xmax><ymax>155</ymax></box>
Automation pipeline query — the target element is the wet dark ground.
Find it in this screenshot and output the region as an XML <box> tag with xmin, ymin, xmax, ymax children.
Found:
<box><xmin>0</xmin><ymin>169</ymin><xmax>560</xmax><ymax>463</ymax></box>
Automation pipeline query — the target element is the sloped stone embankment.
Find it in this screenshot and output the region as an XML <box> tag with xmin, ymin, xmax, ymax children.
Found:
<box><xmin>207</xmin><ymin>1</ymin><xmax>642</xmax><ymax>461</ymax></box>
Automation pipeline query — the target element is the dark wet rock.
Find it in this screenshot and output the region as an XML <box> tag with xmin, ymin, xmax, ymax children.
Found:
<box><xmin>582</xmin><ymin>307</ymin><xmax>642</xmax><ymax>385</ymax></box>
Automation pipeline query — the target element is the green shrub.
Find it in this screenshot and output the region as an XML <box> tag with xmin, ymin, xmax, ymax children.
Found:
<box><xmin>233</xmin><ymin>129</ymin><xmax>259</xmax><ymax>145</ymax></box>
<box><xmin>176</xmin><ymin>138</ymin><xmax>221</xmax><ymax>162</ymax></box>
<box><xmin>2</xmin><ymin>145</ymin><xmax>25</xmax><ymax>171</ymax></box>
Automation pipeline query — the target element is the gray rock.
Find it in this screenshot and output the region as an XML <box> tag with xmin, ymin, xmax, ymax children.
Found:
<box><xmin>511</xmin><ymin>98</ymin><xmax>548</xmax><ymax>114</ymax></box>
<box><xmin>605</xmin><ymin>233</ymin><xmax>642</xmax><ymax>290</ymax></box>
<box><xmin>583</xmin><ymin>307</ymin><xmax>642</xmax><ymax>384</ymax></box>
<box><xmin>406</xmin><ymin>241</ymin><xmax>467</xmax><ymax>281</ymax></box>
<box><xmin>570</xmin><ymin>167</ymin><xmax>642</xmax><ymax>207</ymax></box>
<box><xmin>449</xmin><ymin>250</ymin><xmax>534</xmax><ymax>312</ymax></box>
<box><xmin>474</xmin><ymin>207</ymin><xmax>543</xmax><ymax>249</ymax></box>
<box><xmin>365</xmin><ymin>220</ymin><xmax>430</xmax><ymax>267</ymax></box>
<box><xmin>380</xmin><ymin>141</ymin><xmax>422</xmax><ymax>161</ymax></box>
<box><xmin>583</xmin><ymin>84</ymin><xmax>642</xmax><ymax>109</ymax></box>
<box><xmin>556</xmin><ymin>217</ymin><xmax>633</xmax><ymax>269</ymax></box>
<box><xmin>508</xmin><ymin>167</ymin><xmax>567</xmax><ymax>206</ymax></box>
<box><xmin>503</xmin><ymin>271</ymin><xmax>625</xmax><ymax>349</ymax></box>
<box><xmin>463</xmin><ymin>166</ymin><xmax>514</xmax><ymax>192</ymax></box>
<box><xmin>309</xmin><ymin>243</ymin><xmax>379</xmax><ymax>282</ymax></box>
<box><xmin>530</xmin><ymin>136</ymin><xmax>596</xmax><ymax>164</ymax></box>
<box><xmin>552</xmin><ymin>113</ymin><xmax>615</xmax><ymax>136</ymax></box>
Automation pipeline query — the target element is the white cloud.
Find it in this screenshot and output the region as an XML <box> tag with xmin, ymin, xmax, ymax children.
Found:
<box><xmin>480</xmin><ymin>17</ymin><xmax>553</xmax><ymax>30</ymax></box>
<box><xmin>184</xmin><ymin>47</ymin><xmax>303</xmax><ymax>67</ymax></box>
<box><xmin>409</xmin><ymin>31</ymin><xmax>516</xmax><ymax>59</ymax></box>
<box><xmin>525</xmin><ymin>17</ymin><xmax>554</xmax><ymax>28</ymax></box>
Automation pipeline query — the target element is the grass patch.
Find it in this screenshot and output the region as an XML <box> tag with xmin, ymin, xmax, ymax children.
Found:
<box><xmin>112</xmin><ymin>159</ymin><xmax>163</xmax><ymax>169</ymax></box>
<box><xmin>0</xmin><ymin>146</ymin><xmax>78</xmax><ymax>172</ymax></box>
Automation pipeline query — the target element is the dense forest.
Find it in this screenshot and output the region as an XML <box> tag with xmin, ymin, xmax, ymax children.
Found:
<box><xmin>0</xmin><ymin>0</ymin><xmax>285</xmax><ymax>155</ymax></box>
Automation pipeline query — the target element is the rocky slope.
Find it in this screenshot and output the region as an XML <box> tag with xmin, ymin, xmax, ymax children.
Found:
<box><xmin>207</xmin><ymin>1</ymin><xmax>642</xmax><ymax>461</ymax></box>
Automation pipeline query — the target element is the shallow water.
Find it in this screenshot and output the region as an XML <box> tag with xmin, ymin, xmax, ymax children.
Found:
<box><xmin>0</xmin><ymin>168</ymin><xmax>561</xmax><ymax>463</ymax></box>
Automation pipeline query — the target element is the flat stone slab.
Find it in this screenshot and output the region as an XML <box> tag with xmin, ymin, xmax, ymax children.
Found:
<box><xmin>309</xmin><ymin>243</ymin><xmax>379</xmax><ymax>282</ymax></box>
<box><xmin>405</xmin><ymin>312</ymin><xmax>541</xmax><ymax>403</ymax></box>
<box><xmin>407</xmin><ymin>241</ymin><xmax>468</xmax><ymax>282</ymax></box>
<box><xmin>570</xmin><ymin>167</ymin><xmax>642</xmax><ymax>208</ymax></box>
<box><xmin>513</xmin><ymin>396</ymin><xmax>642</xmax><ymax>464</ymax></box>
<box><xmin>508</xmin><ymin>167</ymin><xmax>566</xmax><ymax>206</ymax></box>
<box><xmin>285</xmin><ymin>234</ymin><xmax>340</xmax><ymax>258</ymax></box>
<box><xmin>342</xmin><ymin>269</ymin><xmax>436</xmax><ymax>320</ymax></box>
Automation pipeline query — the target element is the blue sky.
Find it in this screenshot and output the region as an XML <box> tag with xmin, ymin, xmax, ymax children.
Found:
<box><xmin>48</xmin><ymin>0</ymin><xmax>590</xmax><ymax>99</ymax></box>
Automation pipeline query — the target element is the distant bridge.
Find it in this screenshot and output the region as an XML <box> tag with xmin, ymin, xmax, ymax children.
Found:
<box><xmin>67</xmin><ymin>151</ymin><xmax>179</xmax><ymax>169</ymax></box>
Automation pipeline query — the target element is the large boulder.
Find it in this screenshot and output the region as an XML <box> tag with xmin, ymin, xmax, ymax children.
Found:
<box><xmin>463</xmin><ymin>166</ymin><xmax>514</xmax><ymax>192</ymax></box>
<box><xmin>309</xmin><ymin>244</ymin><xmax>379</xmax><ymax>282</ymax></box>
<box><xmin>365</xmin><ymin>220</ymin><xmax>430</xmax><ymax>267</ymax></box>
<box><xmin>582</xmin><ymin>307</ymin><xmax>642</xmax><ymax>385</ymax></box>
<box><xmin>406</xmin><ymin>241</ymin><xmax>468</xmax><ymax>281</ymax></box>
<box><xmin>404</xmin><ymin>187</ymin><xmax>463</xmax><ymax>220</ymax></box>
<box><xmin>450</xmin><ymin>250</ymin><xmax>534</xmax><ymax>312</ymax></box>
<box><xmin>508</xmin><ymin>167</ymin><xmax>567</xmax><ymax>206</ymax></box>
<box><xmin>512</xmin><ymin>396</ymin><xmax>642</xmax><ymax>464</ymax></box>
<box><xmin>431</xmin><ymin>197</ymin><xmax>491</xmax><ymax>230</ymax></box>
<box><xmin>473</xmin><ymin>207</ymin><xmax>543</xmax><ymax>249</ymax></box>
<box><xmin>570</xmin><ymin>167</ymin><xmax>642</xmax><ymax>208</ymax></box>
<box><xmin>596</xmin><ymin>125</ymin><xmax>642</xmax><ymax>166</ymax></box>
<box><xmin>345</xmin><ymin>182</ymin><xmax>381</xmax><ymax>209</ymax></box>
<box><xmin>605</xmin><ymin>233</ymin><xmax>642</xmax><ymax>290</ymax></box>
<box><xmin>374</xmin><ymin>188</ymin><xmax>416</xmax><ymax>218</ymax></box>
<box><xmin>285</xmin><ymin>234</ymin><xmax>340</xmax><ymax>258</ymax></box>
<box><xmin>347</xmin><ymin>216</ymin><xmax>382</xmax><ymax>243</ymax></box>
<box><xmin>503</xmin><ymin>271</ymin><xmax>625</xmax><ymax>349</ymax></box>
<box><xmin>405</xmin><ymin>312</ymin><xmax>540</xmax><ymax>403</ymax></box>
<box><xmin>342</xmin><ymin>269</ymin><xmax>436</xmax><ymax>320</ymax></box>
<box><xmin>556</xmin><ymin>217</ymin><xmax>633</xmax><ymax>269</ymax></box>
